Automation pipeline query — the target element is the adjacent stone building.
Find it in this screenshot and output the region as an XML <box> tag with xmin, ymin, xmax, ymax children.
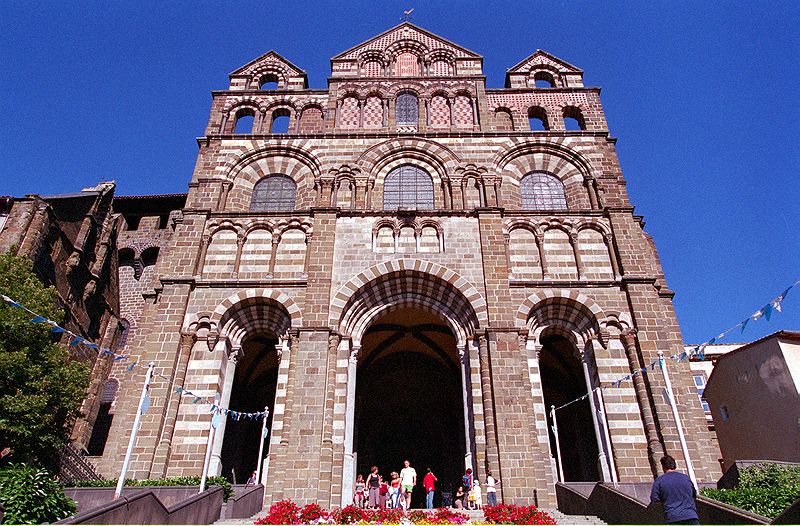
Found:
<box><xmin>91</xmin><ymin>23</ymin><xmax>720</xmax><ymax>507</ymax></box>
<box><xmin>0</xmin><ymin>182</ymin><xmax>123</xmax><ymax>449</ymax></box>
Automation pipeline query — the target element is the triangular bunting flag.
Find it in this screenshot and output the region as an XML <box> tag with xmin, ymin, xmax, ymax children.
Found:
<box><xmin>763</xmin><ymin>303</ymin><xmax>773</xmax><ymax>321</ymax></box>
<box><xmin>140</xmin><ymin>393</ymin><xmax>152</xmax><ymax>415</ymax></box>
<box><xmin>29</xmin><ymin>316</ymin><xmax>47</xmax><ymax>323</ymax></box>
<box><xmin>740</xmin><ymin>318</ymin><xmax>749</xmax><ymax>333</ymax></box>
<box><xmin>50</xmin><ymin>326</ymin><xmax>66</xmax><ymax>334</ymax></box>
<box><xmin>70</xmin><ymin>336</ymin><xmax>84</xmax><ymax>346</ymax></box>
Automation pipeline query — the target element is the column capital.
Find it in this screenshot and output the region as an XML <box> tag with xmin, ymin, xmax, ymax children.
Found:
<box><xmin>620</xmin><ymin>328</ymin><xmax>638</xmax><ymax>347</ymax></box>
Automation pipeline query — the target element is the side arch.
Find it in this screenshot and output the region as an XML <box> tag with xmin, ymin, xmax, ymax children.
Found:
<box><xmin>202</xmin><ymin>289</ymin><xmax>303</xmax><ymax>347</ymax></box>
<box><xmin>516</xmin><ymin>289</ymin><xmax>605</xmax><ymax>333</ymax></box>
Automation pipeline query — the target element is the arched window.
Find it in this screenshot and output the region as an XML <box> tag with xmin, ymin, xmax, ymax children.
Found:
<box><xmin>563</xmin><ymin>106</ymin><xmax>586</xmax><ymax>131</ymax></box>
<box><xmin>234</xmin><ymin>109</ymin><xmax>255</xmax><ymax>134</ymax></box>
<box><xmin>251</xmin><ymin>175</ymin><xmax>297</xmax><ymax>212</ymax></box>
<box><xmin>117</xmin><ymin>320</ymin><xmax>130</xmax><ymax>349</ymax></box>
<box><xmin>270</xmin><ymin>109</ymin><xmax>291</xmax><ymax>133</ymax></box>
<box><xmin>259</xmin><ymin>74</ymin><xmax>279</xmax><ymax>90</ymax></box>
<box><xmin>383</xmin><ymin>165</ymin><xmax>434</xmax><ymax>210</ymax></box>
<box><xmin>520</xmin><ymin>172</ymin><xmax>567</xmax><ymax>210</ymax></box>
<box><xmin>533</xmin><ymin>71</ymin><xmax>556</xmax><ymax>88</ymax></box>
<box><xmin>528</xmin><ymin>106</ymin><xmax>549</xmax><ymax>131</ymax></box>
<box><xmin>395</xmin><ymin>92</ymin><xmax>419</xmax><ymax>126</ymax></box>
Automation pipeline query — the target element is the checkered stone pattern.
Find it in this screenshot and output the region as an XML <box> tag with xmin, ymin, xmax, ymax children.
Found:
<box><xmin>339</xmin><ymin>96</ymin><xmax>360</xmax><ymax>128</ymax></box>
<box><xmin>362</xmin><ymin>96</ymin><xmax>383</xmax><ymax>128</ymax></box>
<box><xmin>453</xmin><ymin>95</ymin><xmax>473</xmax><ymax>128</ymax></box>
<box><xmin>429</xmin><ymin>59</ymin><xmax>452</xmax><ymax>76</ymax></box>
<box><xmin>429</xmin><ymin>95</ymin><xmax>450</xmax><ymax>128</ymax></box>
<box><xmin>362</xmin><ymin>60</ymin><xmax>382</xmax><ymax>77</ymax></box>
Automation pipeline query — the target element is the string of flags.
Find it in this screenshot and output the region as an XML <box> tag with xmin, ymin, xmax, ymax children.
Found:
<box><xmin>550</xmin><ymin>278</ymin><xmax>799</xmax><ymax>412</ymax></box>
<box><xmin>0</xmin><ymin>293</ymin><xmax>268</xmax><ymax>421</ymax></box>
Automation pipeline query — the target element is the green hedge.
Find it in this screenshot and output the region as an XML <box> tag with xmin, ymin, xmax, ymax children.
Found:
<box><xmin>700</xmin><ymin>463</ymin><xmax>800</xmax><ymax>519</ymax></box>
<box><xmin>71</xmin><ymin>475</ymin><xmax>234</xmax><ymax>501</ymax></box>
<box><xmin>0</xmin><ymin>464</ymin><xmax>76</xmax><ymax>524</ymax></box>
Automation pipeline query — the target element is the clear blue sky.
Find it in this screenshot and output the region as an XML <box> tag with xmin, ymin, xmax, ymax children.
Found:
<box><xmin>1</xmin><ymin>1</ymin><xmax>798</xmax><ymax>345</ymax></box>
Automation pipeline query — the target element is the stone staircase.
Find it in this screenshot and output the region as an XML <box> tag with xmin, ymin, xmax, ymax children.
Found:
<box><xmin>215</xmin><ymin>506</ymin><xmax>605</xmax><ymax>525</ymax></box>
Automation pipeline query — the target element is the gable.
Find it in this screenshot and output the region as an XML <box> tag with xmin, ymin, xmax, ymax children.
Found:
<box><xmin>332</xmin><ymin>23</ymin><xmax>482</xmax><ymax>61</ymax></box>
<box><xmin>230</xmin><ymin>50</ymin><xmax>306</xmax><ymax>77</ymax></box>
<box><xmin>507</xmin><ymin>50</ymin><xmax>582</xmax><ymax>75</ymax></box>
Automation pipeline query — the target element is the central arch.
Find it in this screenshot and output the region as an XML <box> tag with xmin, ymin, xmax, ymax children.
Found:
<box><xmin>335</xmin><ymin>261</ymin><xmax>486</xmax><ymax>507</ymax></box>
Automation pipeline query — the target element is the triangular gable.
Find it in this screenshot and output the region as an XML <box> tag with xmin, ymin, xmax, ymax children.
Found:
<box><xmin>507</xmin><ymin>50</ymin><xmax>582</xmax><ymax>74</ymax></box>
<box><xmin>332</xmin><ymin>22</ymin><xmax>482</xmax><ymax>60</ymax></box>
<box><xmin>229</xmin><ymin>50</ymin><xmax>306</xmax><ymax>77</ymax></box>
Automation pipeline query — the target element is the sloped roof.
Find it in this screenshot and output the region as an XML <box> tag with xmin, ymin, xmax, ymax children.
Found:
<box><xmin>507</xmin><ymin>49</ymin><xmax>583</xmax><ymax>74</ymax></box>
<box><xmin>229</xmin><ymin>50</ymin><xmax>306</xmax><ymax>77</ymax></box>
<box><xmin>332</xmin><ymin>22</ymin><xmax>482</xmax><ymax>60</ymax></box>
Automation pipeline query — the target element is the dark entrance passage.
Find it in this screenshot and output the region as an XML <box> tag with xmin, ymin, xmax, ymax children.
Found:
<box><xmin>355</xmin><ymin>308</ymin><xmax>466</xmax><ymax>509</ymax></box>
<box><xmin>541</xmin><ymin>333</ymin><xmax>600</xmax><ymax>482</ymax></box>
<box><xmin>220</xmin><ymin>335</ymin><xmax>279</xmax><ymax>484</ymax></box>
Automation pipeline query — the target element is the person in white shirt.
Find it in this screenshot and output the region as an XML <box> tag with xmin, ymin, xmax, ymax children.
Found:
<box><xmin>485</xmin><ymin>470</ymin><xmax>500</xmax><ymax>506</ymax></box>
<box><xmin>399</xmin><ymin>459</ymin><xmax>417</xmax><ymax>510</ymax></box>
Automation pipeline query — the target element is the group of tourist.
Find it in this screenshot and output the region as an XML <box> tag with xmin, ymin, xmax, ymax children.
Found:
<box><xmin>355</xmin><ymin>460</ymin><xmax>419</xmax><ymax>510</ymax></box>
<box><xmin>354</xmin><ymin>462</ymin><xmax>500</xmax><ymax>510</ymax></box>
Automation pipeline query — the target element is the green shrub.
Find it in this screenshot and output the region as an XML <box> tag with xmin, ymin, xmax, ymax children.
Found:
<box><xmin>700</xmin><ymin>463</ymin><xmax>800</xmax><ymax>518</ymax></box>
<box><xmin>0</xmin><ymin>464</ymin><xmax>76</xmax><ymax>524</ymax></box>
<box><xmin>70</xmin><ymin>475</ymin><xmax>234</xmax><ymax>501</ymax></box>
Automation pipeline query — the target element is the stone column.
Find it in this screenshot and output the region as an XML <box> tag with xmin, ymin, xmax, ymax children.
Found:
<box><xmin>268</xmin><ymin>236</ymin><xmax>279</xmax><ymax>276</ymax></box>
<box><xmin>358</xmin><ymin>99</ymin><xmax>365</xmax><ymax>128</ymax></box>
<box><xmin>621</xmin><ymin>329</ymin><xmax>664</xmax><ymax>475</ymax></box>
<box><xmin>570</xmin><ymin>232</ymin><xmax>583</xmax><ymax>280</ymax></box>
<box><xmin>210</xmin><ymin>342</ymin><xmax>239</xmax><ymax>476</ymax></box>
<box><xmin>581</xmin><ymin>355</ymin><xmax>610</xmax><ymax>481</ymax></box>
<box><xmin>603</xmin><ymin>234</ymin><xmax>621</xmax><ymax>279</ymax></box>
<box><xmin>342</xmin><ymin>344</ymin><xmax>359</xmax><ymax>507</ymax></box>
<box><xmin>478</xmin><ymin>334</ymin><xmax>500</xmax><ymax>474</ymax></box>
<box><xmin>150</xmin><ymin>331</ymin><xmax>196</xmax><ymax>478</ymax></box>
<box><xmin>319</xmin><ymin>333</ymin><xmax>341</xmax><ymax>507</ymax></box>
<box><xmin>218</xmin><ymin>182</ymin><xmax>232</xmax><ymax>211</ymax></box>
<box><xmin>194</xmin><ymin>235</ymin><xmax>210</xmax><ymax>277</ymax></box>
<box><xmin>459</xmin><ymin>345</ymin><xmax>474</xmax><ymax>471</ymax></box>
<box><xmin>232</xmin><ymin>235</ymin><xmax>244</xmax><ymax>277</ymax></box>
<box><xmin>535</xmin><ymin>234</ymin><xmax>548</xmax><ymax>278</ymax></box>
<box><xmin>279</xmin><ymin>333</ymin><xmax>298</xmax><ymax>446</ymax></box>
<box><xmin>219</xmin><ymin>113</ymin><xmax>229</xmax><ymax>134</ymax></box>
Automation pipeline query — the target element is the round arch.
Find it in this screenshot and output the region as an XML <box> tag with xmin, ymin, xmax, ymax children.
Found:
<box><xmin>330</xmin><ymin>259</ymin><xmax>487</xmax><ymax>346</ymax></box>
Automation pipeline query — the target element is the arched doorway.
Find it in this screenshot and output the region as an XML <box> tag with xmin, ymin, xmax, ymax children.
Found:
<box><xmin>207</xmin><ymin>291</ymin><xmax>298</xmax><ymax>485</ymax></box>
<box><xmin>355</xmin><ymin>308</ymin><xmax>465</xmax><ymax>509</ymax></box>
<box><xmin>219</xmin><ymin>335</ymin><xmax>279</xmax><ymax>483</ymax></box>
<box><xmin>540</xmin><ymin>332</ymin><xmax>600</xmax><ymax>481</ymax></box>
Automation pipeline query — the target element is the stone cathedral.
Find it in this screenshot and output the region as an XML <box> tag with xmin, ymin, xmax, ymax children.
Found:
<box><xmin>88</xmin><ymin>23</ymin><xmax>720</xmax><ymax>507</ymax></box>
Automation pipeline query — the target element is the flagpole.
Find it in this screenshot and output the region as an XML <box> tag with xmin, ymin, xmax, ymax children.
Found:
<box><xmin>255</xmin><ymin>406</ymin><xmax>270</xmax><ymax>485</ymax></box>
<box><xmin>550</xmin><ymin>405</ymin><xmax>565</xmax><ymax>483</ymax></box>
<box><xmin>199</xmin><ymin>409</ymin><xmax>219</xmax><ymax>493</ymax></box>
<box><xmin>658</xmin><ymin>350</ymin><xmax>698</xmax><ymax>490</ymax></box>
<box><xmin>115</xmin><ymin>362</ymin><xmax>155</xmax><ymax>499</ymax></box>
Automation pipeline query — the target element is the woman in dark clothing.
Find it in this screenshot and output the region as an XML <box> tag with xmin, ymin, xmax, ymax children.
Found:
<box><xmin>366</xmin><ymin>466</ymin><xmax>381</xmax><ymax>509</ymax></box>
<box><xmin>453</xmin><ymin>486</ymin><xmax>466</xmax><ymax>509</ymax></box>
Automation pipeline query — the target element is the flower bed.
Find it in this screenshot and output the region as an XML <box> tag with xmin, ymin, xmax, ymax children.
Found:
<box><xmin>483</xmin><ymin>504</ymin><xmax>557</xmax><ymax>524</ymax></box>
<box><xmin>254</xmin><ymin>501</ymin><xmax>556</xmax><ymax>524</ymax></box>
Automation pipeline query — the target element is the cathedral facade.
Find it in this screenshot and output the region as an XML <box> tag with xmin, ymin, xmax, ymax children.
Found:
<box><xmin>92</xmin><ymin>24</ymin><xmax>720</xmax><ymax>507</ymax></box>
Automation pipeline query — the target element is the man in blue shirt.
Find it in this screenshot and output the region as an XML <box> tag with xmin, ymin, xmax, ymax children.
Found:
<box><xmin>650</xmin><ymin>455</ymin><xmax>699</xmax><ymax>524</ymax></box>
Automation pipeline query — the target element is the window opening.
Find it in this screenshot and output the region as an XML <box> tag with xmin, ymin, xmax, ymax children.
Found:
<box><xmin>270</xmin><ymin>109</ymin><xmax>291</xmax><ymax>133</ymax></box>
<box><xmin>383</xmin><ymin>164</ymin><xmax>434</xmax><ymax>210</ymax></box>
<box><xmin>533</xmin><ymin>71</ymin><xmax>556</xmax><ymax>88</ymax></box>
<box><xmin>528</xmin><ymin>107</ymin><xmax>549</xmax><ymax>131</ymax></box>
<box><xmin>234</xmin><ymin>111</ymin><xmax>255</xmax><ymax>134</ymax></box>
<box><xmin>520</xmin><ymin>172</ymin><xmax>567</xmax><ymax>210</ymax></box>
<box><xmin>259</xmin><ymin>74</ymin><xmax>279</xmax><ymax>90</ymax></box>
<box><xmin>563</xmin><ymin>106</ymin><xmax>586</xmax><ymax>130</ymax></box>
<box><xmin>693</xmin><ymin>374</ymin><xmax>710</xmax><ymax>413</ymax></box>
<box><xmin>251</xmin><ymin>175</ymin><xmax>297</xmax><ymax>212</ymax></box>
<box><xmin>395</xmin><ymin>92</ymin><xmax>419</xmax><ymax>126</ymax></box>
